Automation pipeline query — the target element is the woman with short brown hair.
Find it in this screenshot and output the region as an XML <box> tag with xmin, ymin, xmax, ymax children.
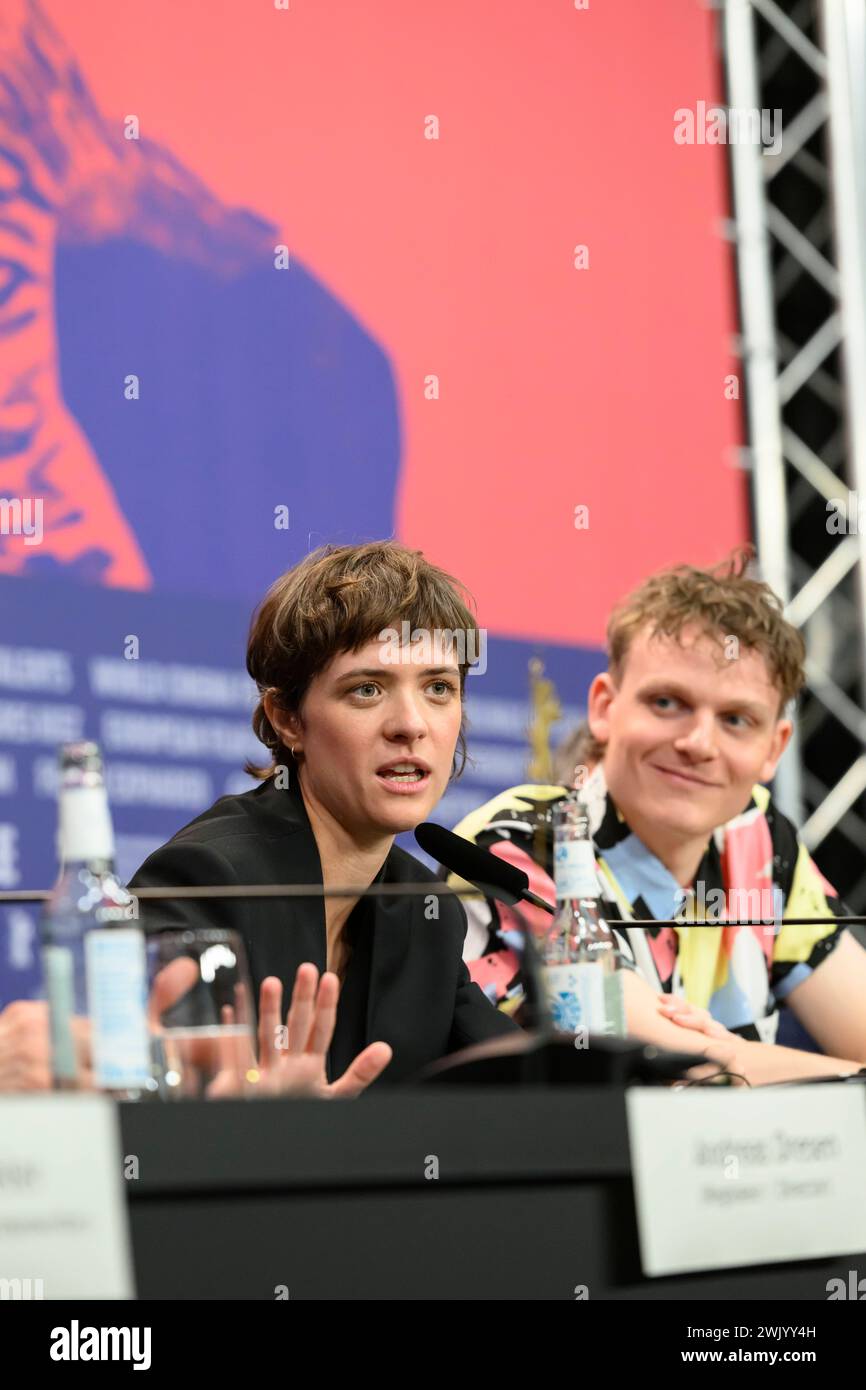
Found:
<box><xmin>129</xmin><ymin>540</ymin><xmax>520</xmax><ymax>1096</ymax></box>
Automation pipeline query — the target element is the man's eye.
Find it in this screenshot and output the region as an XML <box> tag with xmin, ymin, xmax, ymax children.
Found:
<box><xmin>352</xmin><ymin>683</ymin><xmax>380</xmax><ymax>698</ymax></box>
<box><xmin>652</xmin><ymin>695</ymin><xmax>678</xmax><ymax>711</ymax></box>
<box><xmin>724</xmin><ymin>713</ymin><xmax>749</xmax><ymax>728</ymax></box>
<box><xmin>428</xmin><ymin>680</ymin><xmax>457</xmax><ymax>697</ymax></box>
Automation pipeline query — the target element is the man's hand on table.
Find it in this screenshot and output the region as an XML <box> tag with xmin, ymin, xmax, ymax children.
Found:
<box><xmin>655</xmin><ymin>995</ymin><xmax>746</xmax><ymax>1084</ymax></box>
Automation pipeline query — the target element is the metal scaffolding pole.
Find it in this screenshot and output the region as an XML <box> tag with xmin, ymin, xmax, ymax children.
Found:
<box><xmin>722</xmin><ymin>0</ymin><xmax>866</xmax><ymax>909</ymax></box>
<box><xmin>724</xmin><ymin>0</ymin><xmax>804</xmax><ymax>822</ymax></box>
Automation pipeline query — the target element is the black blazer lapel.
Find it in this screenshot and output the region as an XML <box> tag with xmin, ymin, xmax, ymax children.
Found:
<box><xmin>253</xmin><ymin>775</ymin><xmax>416</xmax><ymax>1058</ymax></box>
<box><xmin>365</xmin><ymin>851</ymin><xmax>414</xmax><ymax>1048</ymax></box>
<box><xmin>252</xmin><ymin>774</ymin><xmax>328</xmax><ymax>977</ymax></box>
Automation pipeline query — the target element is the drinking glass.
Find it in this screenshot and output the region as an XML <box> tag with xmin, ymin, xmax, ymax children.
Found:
<box><xmin>145</xmin><ymin>927</ymin><xmax>257</xmax><ymax>1099</ymax></box>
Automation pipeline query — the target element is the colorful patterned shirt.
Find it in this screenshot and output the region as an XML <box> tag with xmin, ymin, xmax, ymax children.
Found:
<box><xmin>447</xmin><ymin>764</ymin><xmax>851</xmax><ymax>1044</ymax></box>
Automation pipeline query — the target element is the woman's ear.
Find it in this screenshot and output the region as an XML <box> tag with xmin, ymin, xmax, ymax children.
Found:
<box><xmin>587</xmin><ymin>671</ymin><xmax>615</xmax><ymax>747</ymax></box>
<box><xmin>262</xmin><ymin>691</ymin><xmax>302</xmax><ymax>747</ymax></box>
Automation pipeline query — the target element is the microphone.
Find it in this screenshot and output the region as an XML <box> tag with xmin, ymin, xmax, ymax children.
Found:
<box><xmin>414</xmin><ymin>822</ymin><xmax>555</xmax><ymax>916</ymax></box>
<box><xmin>415</xmin><ymin>819</ymin><xmax>554</xmax><ymax>1033</ymax></box>
<box><xmin>414</xmin><ymin>821</ymin><xmax>720</xmax><ymax>1087</ymax></box>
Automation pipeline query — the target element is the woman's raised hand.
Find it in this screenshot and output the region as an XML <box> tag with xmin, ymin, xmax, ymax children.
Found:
<box><xmin>208</xmin><ymin>964</ymin><xmax>392</xmax><ymax>1099</ymax></box>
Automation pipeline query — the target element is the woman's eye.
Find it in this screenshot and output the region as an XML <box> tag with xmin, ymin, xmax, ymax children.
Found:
<box><xmin>349</xmin><ymin>679</ymin><xmax>457</xmax><ymax>700</ymax></box>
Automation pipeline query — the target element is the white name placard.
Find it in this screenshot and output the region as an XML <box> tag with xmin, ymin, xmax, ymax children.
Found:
<box><xmin>0</xmin><ymin>1094</ymin><xmax>134</xmax><ymax>1300</ymax></box>
<box><xmin>626</xmin><ymin>1084</ymin><xmax>866</xmax><ymax>1277</ymax></box>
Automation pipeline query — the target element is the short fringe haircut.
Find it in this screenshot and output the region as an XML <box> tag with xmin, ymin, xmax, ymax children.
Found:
<box><xmin>244</xmin><ymin>541</ymin><xmax>480</xmax><ymax>780</ymax></box>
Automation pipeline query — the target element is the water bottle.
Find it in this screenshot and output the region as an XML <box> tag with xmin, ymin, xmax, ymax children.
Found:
<box><xmin>541</xmin><ymin>793</ymin><xmax>626</xmax><ymax>1037</ymax></box>
<box><xmin>41</xmin><ymin>742</ymin><xmax>154</xmax><ymax>1097</ymax></box>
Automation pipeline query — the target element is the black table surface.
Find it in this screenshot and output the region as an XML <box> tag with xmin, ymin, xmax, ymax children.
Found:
<box><xmin>119</xmin><ymin>1085</ymin><xmax>866</xmax><ymax>1300</ymax></box>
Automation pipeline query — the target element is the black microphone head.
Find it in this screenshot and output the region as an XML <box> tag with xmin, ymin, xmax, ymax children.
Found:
<box><xmin>415</xmin><ymin>821</ymin><xmax>552</xmax><ymax>1034</ymax></box>
<box><xmin>415</xmin><ymin>821</ymin><xmax>530</xmax><ymax>906</ymax></box>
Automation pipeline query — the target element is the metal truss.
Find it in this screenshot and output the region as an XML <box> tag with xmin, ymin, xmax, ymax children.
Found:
<box><xmin>722</xmin><ymin>0</ymin><xmax>866</xmax><ymax>910</ymax></box>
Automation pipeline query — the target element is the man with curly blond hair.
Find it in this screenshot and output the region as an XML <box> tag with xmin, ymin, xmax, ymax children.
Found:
<box><xmin>453</xmin><ymin>551</ymin><xmax>866</xmax><ymax>1086</ymax></box>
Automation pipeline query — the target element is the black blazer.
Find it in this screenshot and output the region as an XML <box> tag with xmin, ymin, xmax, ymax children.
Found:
<box><xmin>129</xmin><ymin>774</ymin><xmax>521</xmax><ymax>1086</ymax></box>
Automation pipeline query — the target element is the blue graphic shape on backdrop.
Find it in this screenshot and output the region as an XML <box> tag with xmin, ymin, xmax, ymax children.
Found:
<box><xmin>53</xmin><ymin>242</ymin><xmax>401</xmax><ymax>599</ymax></box>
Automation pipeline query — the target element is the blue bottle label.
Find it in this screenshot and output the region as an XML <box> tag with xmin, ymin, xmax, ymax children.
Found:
<box><xmin>553</xmin><ymin>840</ymin><xmax>599</xmax><ymax>900</ymax></box>
<box><xmin>543</xmin><ymin>962</ymin><xmax>608</xmax><ymax>1034</ymax></box>
<box><xmin>85</xmin><ymin>928</ymin><xmax>150</xmax><ymax>1090</ymax></box>
<box><xmin>43</xmin><ymin>945</ymin><xmax>78</xmax><ymax>1081</ymax></box>
<box><xmin>544</xmin><ymin>964</ymin><xmax>585</xmax><ymax>1033</ymax></box>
